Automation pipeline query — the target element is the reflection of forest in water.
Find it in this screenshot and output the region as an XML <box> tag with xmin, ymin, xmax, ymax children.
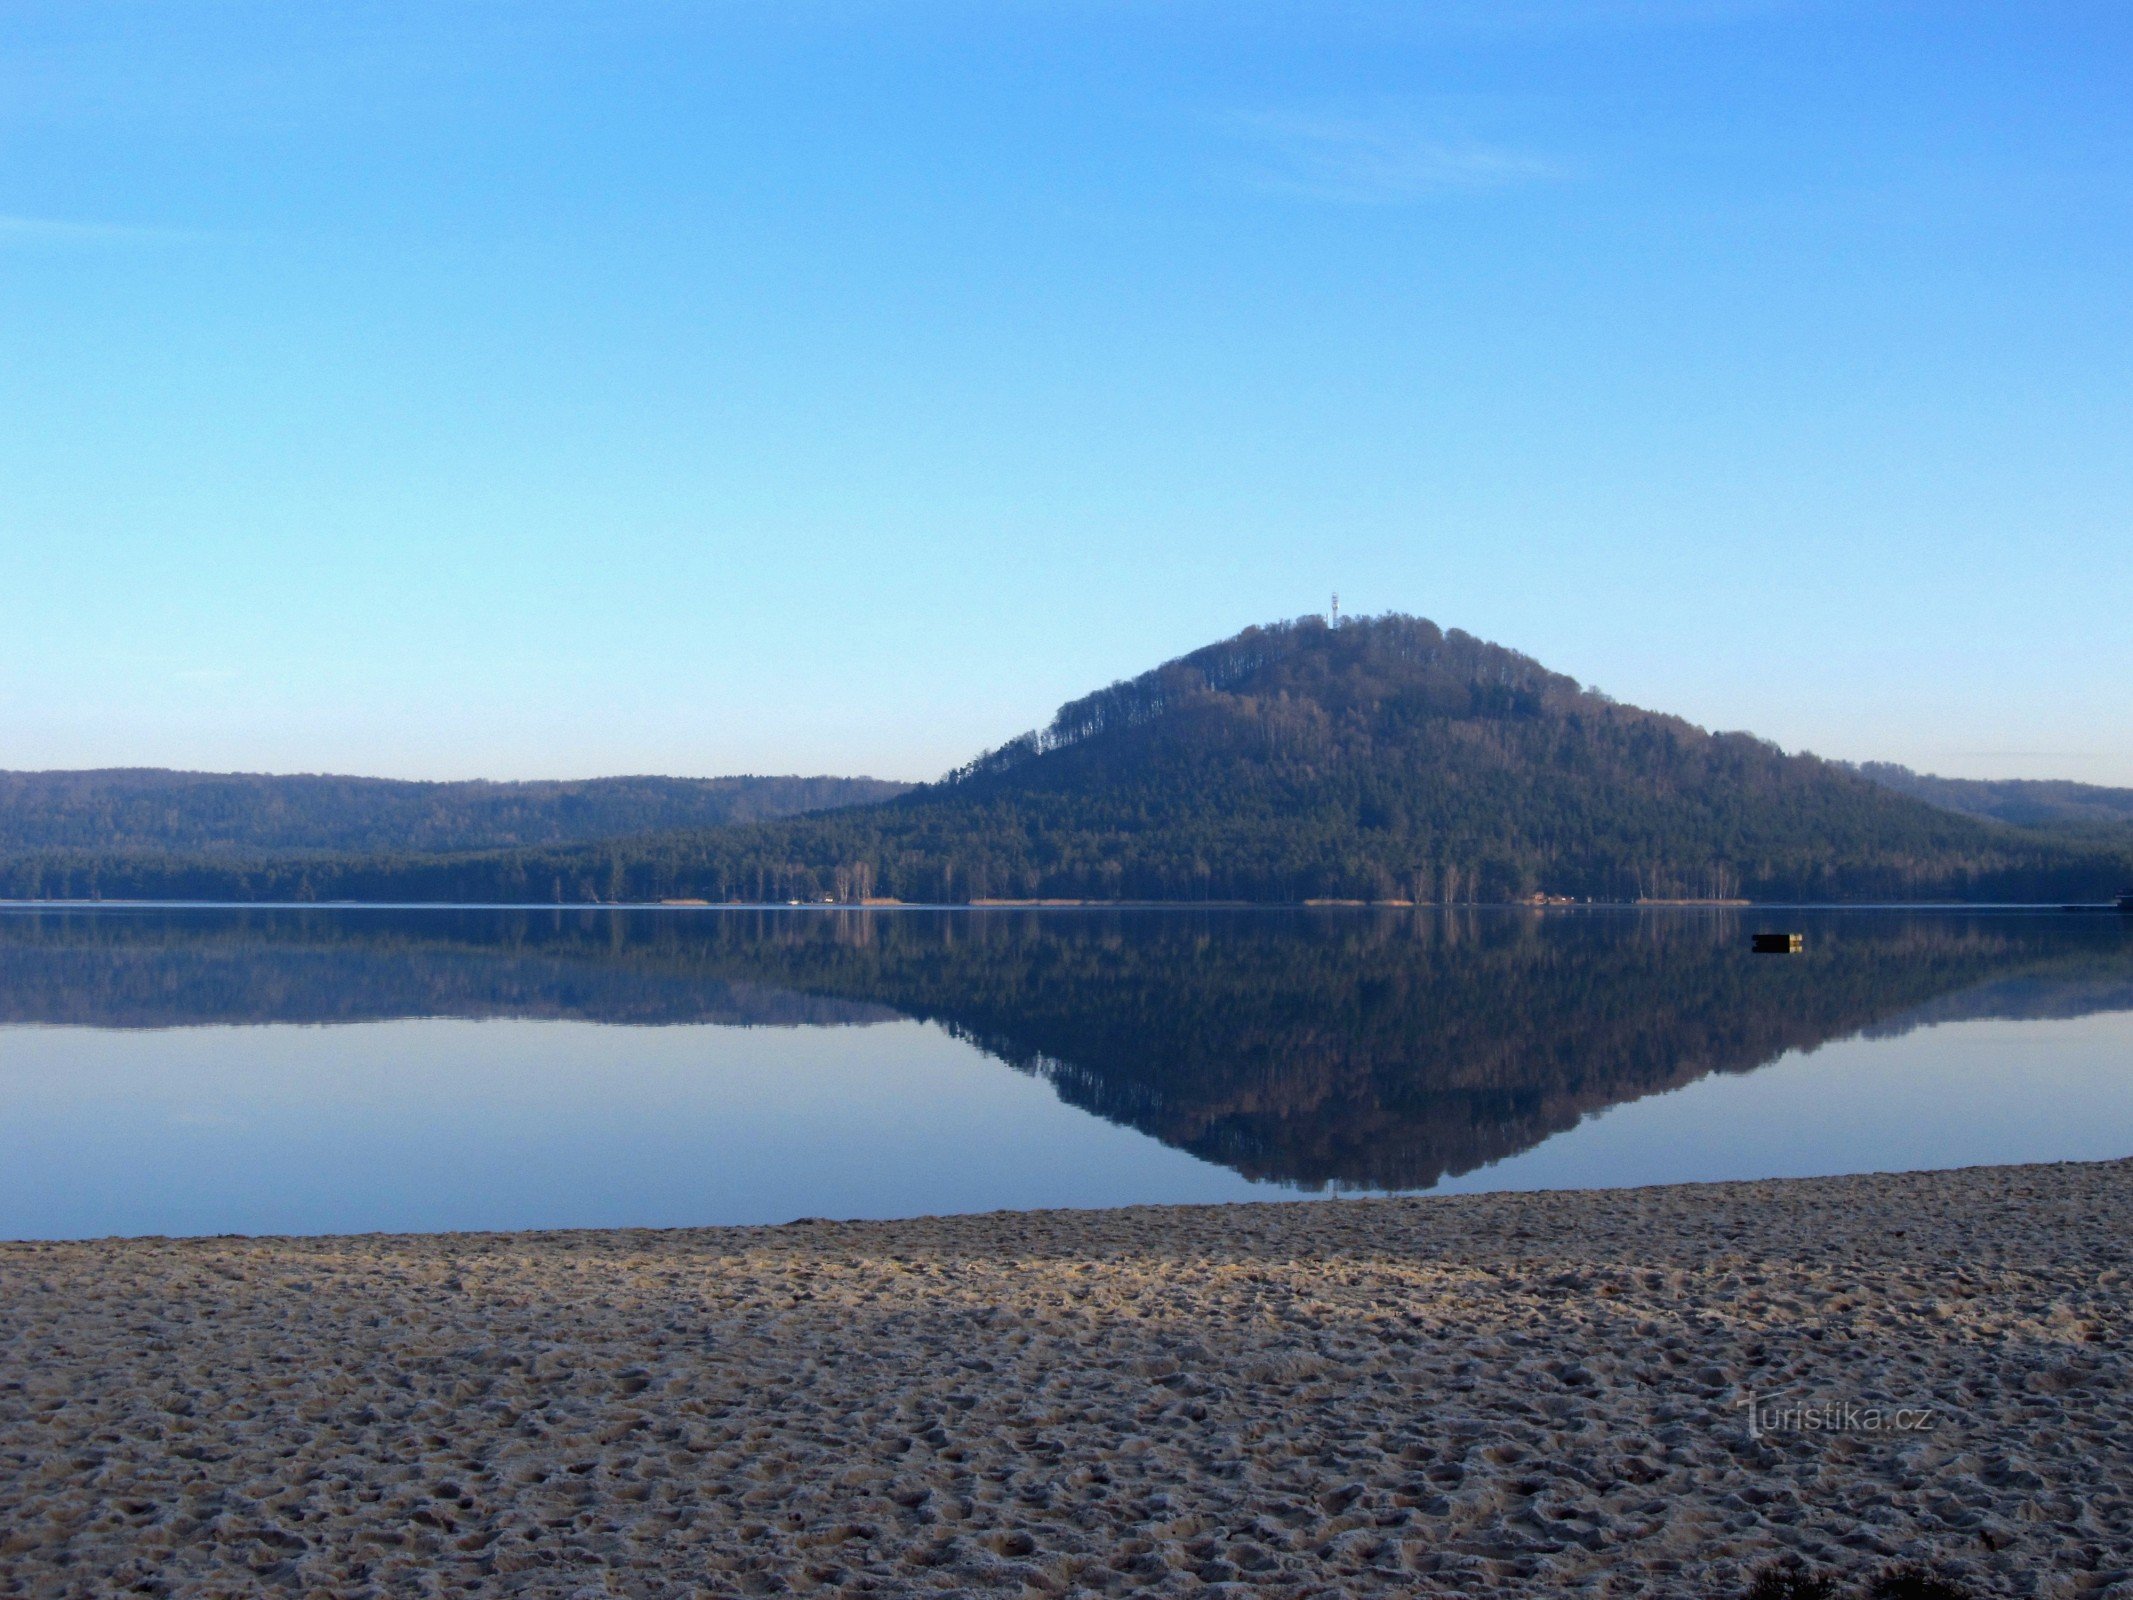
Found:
<box><xmin>3</xmin><ymin>907</ymin><xmax>2128</xmax><ymax>1192</ymax></box>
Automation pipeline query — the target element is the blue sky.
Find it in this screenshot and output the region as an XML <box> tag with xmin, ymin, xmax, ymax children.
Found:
<box><xmin>2</xmin><ymin>0</ymin><xmax>2127</xmax><ymax>783</ymax></box>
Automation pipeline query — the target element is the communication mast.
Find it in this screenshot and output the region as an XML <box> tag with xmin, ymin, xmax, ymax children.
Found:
<box><xmin>1330</xmin><ymin>592</ymin><xmax>1340</xmax><ymax>627</ymax></box>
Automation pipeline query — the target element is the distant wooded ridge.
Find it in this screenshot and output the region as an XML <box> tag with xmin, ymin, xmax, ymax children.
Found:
<box><xmin>0</xmin><ymin>771</ymin><xmax>913</xmax><ymax>857</ymax></box>
<box><xmin>3</xmin><ymin>614</ymin><xmax>2129</xmax><ymax>904</ymax></box>
<box><xmin>1850</xmin><ymin>762</ymin><xmax>2133</xmax><ymax>832</ymax></box>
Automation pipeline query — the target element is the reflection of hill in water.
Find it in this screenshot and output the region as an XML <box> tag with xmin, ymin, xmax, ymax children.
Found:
<box><xmin>1863</xmin><ymin>974</ymin><xmax>2133</xmax><ymax>1035</ymax></box>
<box><xmin>671</xmin><ymin>910</ymin><xmax>2132</xmax><ymax>1191</ymax></box>
<box><xmin>2</xmin><ymin>908</ymin><xmax>2126</xmax><ymax>1191</ymax></box>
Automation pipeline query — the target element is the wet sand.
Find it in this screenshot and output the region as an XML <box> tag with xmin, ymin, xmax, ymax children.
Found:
<box><xmin>3</xmin><ymin>1159</ymin><xmax>2129</xmax><ymax>1598</ymax></box>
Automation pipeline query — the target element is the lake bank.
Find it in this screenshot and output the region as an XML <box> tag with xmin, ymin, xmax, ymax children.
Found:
<box><xmin>4</xmin><ymin>1159</ymin><xmax>2127</xmax><ymax>1597</ymax></box>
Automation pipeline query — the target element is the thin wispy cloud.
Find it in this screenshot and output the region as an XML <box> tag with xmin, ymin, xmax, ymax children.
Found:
<box><xmin>1222</xmin><ymin>112</ymin><xmax>1561</xmax><ymax>205</ymax></box>
<box><xmin>1435</xmin><ymin>0</ymin><xmax>1785</xmax><ymax>29</ymax></box>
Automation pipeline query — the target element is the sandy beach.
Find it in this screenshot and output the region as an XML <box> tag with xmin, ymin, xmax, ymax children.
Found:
<box><xmin>3</xmin><ymin>1160</ymin><xmax>2129</xmax><ymax>1599</ymax></box>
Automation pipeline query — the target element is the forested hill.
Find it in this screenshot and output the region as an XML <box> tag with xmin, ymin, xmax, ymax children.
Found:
<box><xmin>1851</xmin><ymin>762</ymin><xmax>2133</xmax><ymax>832</ymax></box>
<box><xmin>0</xmin><ymin>770</ymin><xmax>911</xmax><ymax>858</ymax></box>
<box><xmin>8</xmin><ymin>614</ymin><xmax>2128</xmax><ymax>905</ymax></box>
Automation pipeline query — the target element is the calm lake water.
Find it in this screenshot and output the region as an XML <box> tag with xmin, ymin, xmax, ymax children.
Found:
<box><xmin>2</xmin><ymin>905</ymin><xmax>2129</xmax><ymax>1240</ymax></box>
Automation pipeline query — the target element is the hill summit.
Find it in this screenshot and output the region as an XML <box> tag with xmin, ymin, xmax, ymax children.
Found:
<box><xmin>684</xmin><ymin>610</ymin><xmax>2113</xmax><ymax>905</ymax></box>
<box><xmin>4</xmin><ymin>613</ymin><xmax>2126</xmax><ymax>904</ymax></box>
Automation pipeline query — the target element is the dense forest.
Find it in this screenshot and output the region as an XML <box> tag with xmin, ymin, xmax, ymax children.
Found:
<box><xmin>0</xmin><ymin>770</ymin><xmax>909</xmax><ymax>857</ymax></box>
<box><xmin>1852</xmin><ymin>761</ymin><xmax>2133</xmax><ymax>832</ymax></box>
<box><xmin>3</xmin><ymin>905</ymin><xmax>2122</xmax><ymax>1190</ymax></box>
<box><xmin>4</xmin><ymin>615</ymin><xmax>2129</xmax><ymax>904</ymax></box>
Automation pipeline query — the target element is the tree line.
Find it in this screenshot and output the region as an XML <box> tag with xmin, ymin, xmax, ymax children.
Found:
<box><xmin>0</xmin><ymin>769</ymin><xmax>908</xmax><ymax>858</ymax></box>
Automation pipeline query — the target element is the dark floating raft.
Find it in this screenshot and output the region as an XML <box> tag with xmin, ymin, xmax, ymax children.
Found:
<box><xmin>1752</xmin><ymin>932</ymin><xmax>1805</xmax><ymax>954</ymax></box>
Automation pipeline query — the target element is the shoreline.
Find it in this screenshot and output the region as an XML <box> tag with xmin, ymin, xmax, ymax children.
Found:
<box><xmin>4</xmin><ymin>1159</ymin><xmax>2129</xmax><ymax>1596</ymax></box>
